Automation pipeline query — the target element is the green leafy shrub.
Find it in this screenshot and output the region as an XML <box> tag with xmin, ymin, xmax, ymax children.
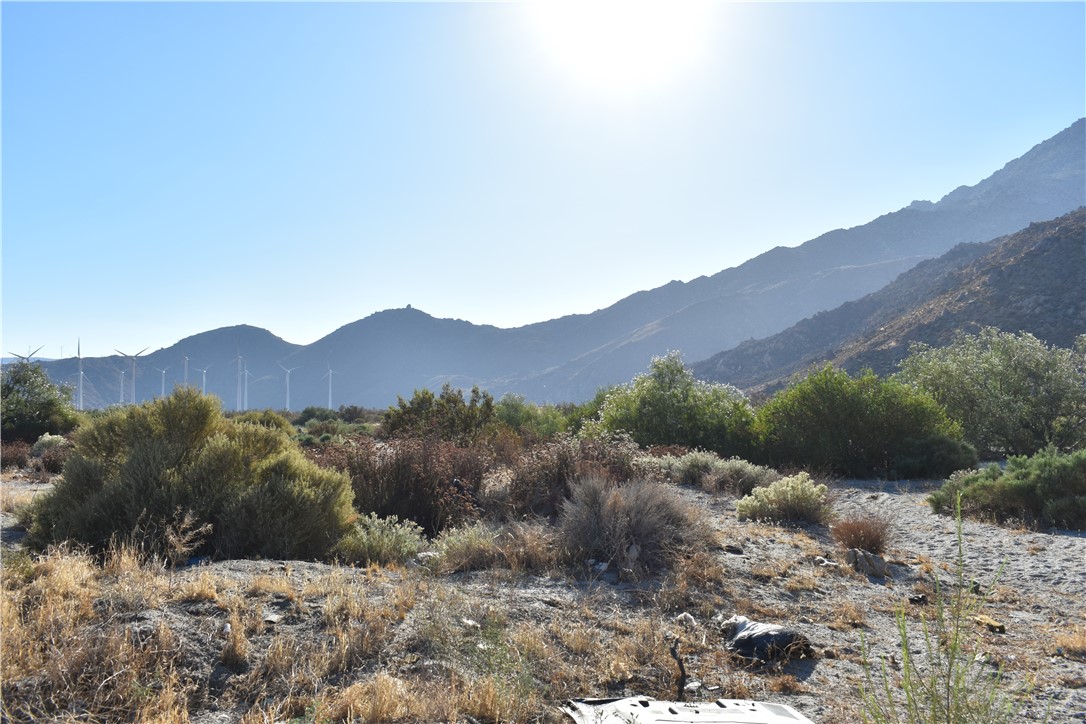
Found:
<box><xmin>647</xmin><ymin>451</ymin><xmax>781</xmax><ymax>496</ymax></box>
<box><xmin>26</xmin><ymin>388</ymin><xmax>355</xmax><ymax>560</ymax></box>
<box><xmin>234</xmin><ymin>409</ymin><xmax>295</xmax><ymax>435</ymax></box>
<box><xmin>588</xmin><ymin>352</ymin><xmax>754</xmax><ymax>457</ymax></box>
<box><xmin>332</xmin><ymin>513</ymin><xmax>425</xmax><ymax>567</ymax></box>
<box><xmin>558</xmin><ymin>477</ymin><xmax>712</xmax><ymax>577</ymax></box>
<box><xmin>333</xmin><ymin>437</ymin><xmax>491</xmax><ymax>535</ymax></box>
<box><xmin>929</xmin><ymin>448</ymin><xmax>1086</xmax><ymax>529</ymax></box>
<box><xmin>898</xmin><ymin>329</ymin><xmax>1086</xmax><ymax>457</ymax></box>
<box><xmin>493</xmin><ymin>393</ymin><xmax>569</xmax><ymax>441</ymax></box>
<box><xmin>735</xmin><ymin>472</ymin><xmax>831</xmax><ymax>524</ymax></box>
<box><xmin>382</xmin><ymin>383</ymin><xmax>495</xmax><ymax>443</ymax></box>
<box><xmin>1</xmin><ymin>360</ymin><xmax>80</xmax><ymax>443</ymax></box>
<box><xmin>890</xmin><ymin>434</ymin><xmax>977</xmax><ymax>480</ymax></box>
<box><xmin>2</xmin><ymin>439</ymin><xmax>31</xmax><ymax>469</ymax></box>
<box><xmin>754</xmin><ymin>366</ymin><xmax>961</xmax><ymax>478</ymax></box>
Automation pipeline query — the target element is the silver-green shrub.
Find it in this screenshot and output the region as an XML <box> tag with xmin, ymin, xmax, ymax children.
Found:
<box><xmin>333</xmin><ymin>513</ymin><xmax>425</xmax><ymax>567</ymax></box>
<box><xmin>735</xmin><ymin>471</ymin><xmax>830</xmax><ymax>524</ymax></box>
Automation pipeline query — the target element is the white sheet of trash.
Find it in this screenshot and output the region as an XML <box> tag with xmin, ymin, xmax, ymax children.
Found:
<box><xmin>560</xmin><ymin>697</ymin><xmax>816</xmax><ymax>723</ymax></box>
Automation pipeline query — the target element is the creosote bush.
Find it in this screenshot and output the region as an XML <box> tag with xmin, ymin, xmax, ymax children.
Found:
<box><xmin>26</xmin><ymin>388</ymin><xmax>355</xmax><ymax>560</ymax></box>
<box><xmin>559</xmin><ymin>476</ymin><xmax>712</xmax><ymax>576</ymax></box>
<box><xmin>929</xmin><ymin>447</ymin><xmax>1086</xmax><ymax>529</ymax></box>
<box><xmin>736</xmin><ymin>472</ymin><xmax>831</xmax><ymax>524</ymax></box>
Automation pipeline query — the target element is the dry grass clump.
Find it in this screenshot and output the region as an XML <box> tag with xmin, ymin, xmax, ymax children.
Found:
<box><xmin>832</xmin><ymin>511</ymin><xmax>895</xmax><ymax>555</ymax></box>
<box><xmin>1056</xmin><ymin>626</ymin><xmax>1086</xmax><ymax>660</ymax></box>
<box><xmin>559</xmin><ymin>477</ymin><xmax>713</xmax><ymax>577</ymax></box>
<box><xmin>648</xmin><ymin>451</ymin><xmax>782</xmax><ymax>496</ymax></box>
<box><xmin>1</xmin><ymin>546</ymin><xmax>188</xmax><ymax>722</ymax></box>
<box><xmin>0</xmin><ymin>488</ymin><xmax>37</xmax><ymax>515</ymax></box>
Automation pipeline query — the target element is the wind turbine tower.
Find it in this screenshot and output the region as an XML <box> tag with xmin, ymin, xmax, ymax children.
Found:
<box><xmin>153</xmin><ymin>365</ymin><xmax>173</xmax><ymax>398</ymax></box>
<box><xmin>115</xmin><ymin>348</ymin><xmax>148</xmax><ymax>405</ymax></box>
<box><xmin>119</xmin><ymin>369</ymin><xmax>126</xmax><ymax>404</ymax></box>
<box><xmin>278</xmin><ymin>363</ymin><xmax>300</xmax><ymax>411</ymax></box>
<box><xmin>322</xmin><ymin>364</ymin><xmax>338</xmax><ymax>410</ymax></box>
<box><xmin>232</xmin><ymin>355</ymin><xmax>244</xmax><ymax>411</ymax></box>
<box><xmin>77</xmin><ymin>340</ymin><xmax>84</xmax><ymax>411</ymax></box>
<box><xmin>193</xmin><ymin>365</ymin><xmax>211</xmax><ymax>395</ymax></box>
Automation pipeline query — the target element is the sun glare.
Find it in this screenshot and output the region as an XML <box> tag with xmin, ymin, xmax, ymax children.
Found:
<box><xmin>524</xmin><ymin>1</ymin><xmax>715</xmax><ymax>101</ymax></box>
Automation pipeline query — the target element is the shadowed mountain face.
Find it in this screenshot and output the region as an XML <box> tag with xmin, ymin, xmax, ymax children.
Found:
<box><xmin>37</xmin><ymin>119</ymin><xmax>1086</xmax><ymax>409</ymax></box>
<box><xmin>692</xmin><ymin>208</ymin><xmax>1086</xmax><ymax>392</ymax></box>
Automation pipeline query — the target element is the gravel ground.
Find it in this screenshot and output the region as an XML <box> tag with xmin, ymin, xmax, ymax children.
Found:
<box><xmin>2</xmin><ymin>472</ymin><xmax>1084</xmax><ymax>723</ymax></box>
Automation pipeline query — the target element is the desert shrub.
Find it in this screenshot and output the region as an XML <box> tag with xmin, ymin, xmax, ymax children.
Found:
<box><xmin>234</xmin><ymin>409</ymin><xmax>295</xmax><ymax>435</ymax></box>
<box><xmin>296</xmin><ymin>406</ymin><xmax>339</xmax><ymax>424</ymax></box>
<box><xmin>588</xmin><ymin>352</ymin><xmax>755</xmax><ymax>457</ymax></box>
<box><xmin>25</xmin><ymin>387</ymin><xmax>355</xmax><ymax>559</ymax></box>
<box><xmin>340</xmin><ymin>438</ymin><xmax>490</xmax><ymax>535</ymax></box>
<box><xmin>832</xmin><ymin>512</ymin><xmax>894</xmax><ymax>555</ymax></box>
<box><xmin>431</xmin><ymin>522</ymin><xmax>504</xmax><ymax>573</ymax></box>
<box><xmin>558</xmin><ymin>476</ymin><xmax>712</xmax><ymax>576</ymax></box>
<box><xmin>332</xmin><ymin>513</ymin><xmax>425</xmax><ymax>567</ymax></box>
<box><xmin>890</xmin><ymin>434</ymin><xmax>977</xmax><ymax>480</ymax></box>
<box><xmin>30</xmin><ymin>432</ymin><xmax>70</xmax><ymax>457</ymax></box>
<box><xmin>735</xmin><ymin>472</ymin><xmax>831</xmax><ymax>524</ymax></box>
<box><xmin>337</xmin><ymin>404</ymin><xmax>382</xmax><ymax>424</ymax></box>
<box><xmin>493</xmin><ymin>393</ymin><xmax>568</xmax><ymax>440</ymax></box>
<box><xmin>647</xmin><ymin>451</ymin><xmax>781</xmax><ymax>496</ymax></box>
<box><xmin>38</xmin><ymin>444</ymin><xmax>73</xmax><ymax>474</ymax></box>
<box><xmin>754</xmin><ymin>366</ymin><xmax>961</xmax><ymax>478</ymax></box>
<box><xmin>929</xmin><ymin>448</ymin><xmax>1086</xmax><ymax>529</ymax></box>
<box><xmin>898</xmin><ymin>329</ymin><xmax>1086</xmax><ymax>457</ymax></box>
<box><xmin>1</xmin><ymin>360</ymin><xmax>80</xmax><ymax>443</ymax></box>
<box><xmin>2</xmin><ymin>439</ymin><xmax>31</xmax><ymax>469</ymax></box>
<box><xmin>508</xmin><ymin>433</ymin><xmax>581</xmax><ymax>516</ymax></box>
<box><xmin>382</xmin><ymin>383</ymin><xmax>495</xmax><ymax>443</ymax></box>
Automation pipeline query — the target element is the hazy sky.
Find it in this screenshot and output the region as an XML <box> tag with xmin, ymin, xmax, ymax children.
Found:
<box><xmin>3</xmin><ymin>1</ymin><xmax>1084</xmax><ymax>359</ymax></box>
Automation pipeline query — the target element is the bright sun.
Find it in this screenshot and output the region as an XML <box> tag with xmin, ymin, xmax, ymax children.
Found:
<box><xmin>524</xmin><ymin>1</ymin><xmax>715</xmax><ymax>101</ymax></box>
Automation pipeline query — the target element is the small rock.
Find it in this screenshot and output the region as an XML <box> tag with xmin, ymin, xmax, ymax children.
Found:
<box><xmin>908</xmin><ymin>594</ymin><xmax>928</xmax><ymax>605</ymax></box>
<box><xmin>461</xmin><ymin>618</ymin><xmax>480</xmax><ymax>629</ymax></box>
<box><xmin>846</xmin><ymin>549</ymin><xmax>889</xmax><ymax>578</ymax></box>
<box><xmin>674</xmin><ymin>612</ymin><xmax>697</xmax><ymax>628</ymax></box>
<box><xmin>972</xmin><ymin>614</ymin><xmax>1006</xmax><ymax>633</ymax></box>
<box><xmin>723</xmin><ymin>544</ymin><xmax>745</xmax><ymax>555</ymax></box>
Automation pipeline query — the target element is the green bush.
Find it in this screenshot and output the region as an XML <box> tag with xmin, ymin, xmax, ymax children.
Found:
<box><xmin>382</xmin><ymin>383</ymin><xmax>495</xmax><ymax>443</ymax></box>
<box><xmin>493</xmin><ymin>393</ymin><xmax>569</xmax><ymax>440</ymax></box>
<box><xmin>30</xmin><ymin>432</ymin><xmax>70</xmax><ymax>457</ymax></box>
<box><xmin>234</xmin><ymin>409</ymin><xmax>296</xmax><ymax>435</ymax></box>
<box><xmin>1</xmin><ymin>360</ymin><xmax>80</xmax><ymax>443</ymax></box>
<box><xmin>890</xmin><ymin>434</ymin><xmax>977</xmax><ymax>479</ymax></box>
<box><xmin>735</xmin><ymin>472</ymin><xmax>831</xmax><ymax>524</ymax></box>
<box><xmin>332</xmin><ymin>513</ymin><xmax>425</xmax><ymax>567</ymax></box>
<box><xmin>898</xmin><ymin>329</ymin><xmax>1086</xmax><ymax>457</ymax></box>
<box><xmin>587</xmin><ymin>352</ymin><xmax>754</xmax><ymax>457</ymax></box>
<box><xmin>929</xmin><ymin>448</ymin><xmax>1086</xmax><ymax>529</ymax></box>
<box><xmin>337</xmin><ymin>437</ymin><xmax>490</xmax><ymax>535</ymax></box>
<box><xmin>754</xmin><ymin>366</ymin><xmax>962</xmax><ymax>478</ymax></box>
<box><xmin>647</xmin><ymin>451</ymin><xmax>781</xmax><ymax>496</ymax></box>
<box><xmin>26</xmin><ymin>388</ymin><xmax>355</xmax><ymax>560</ymax></box>
<box><xmin>558</xmin><ymin>477</ymin><xmax>711</xmax><ymax>577</ymax></box>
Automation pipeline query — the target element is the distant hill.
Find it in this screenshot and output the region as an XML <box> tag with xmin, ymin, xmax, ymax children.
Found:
<box><xmin>34</xmin><ymin>119</ymin><xmax>1086</xmax><ymax>409</ymax></box>
<box><xmin>692</xmin><ymin>207</ymin><xmax>1086</xmax><ymax>391</ymax></box>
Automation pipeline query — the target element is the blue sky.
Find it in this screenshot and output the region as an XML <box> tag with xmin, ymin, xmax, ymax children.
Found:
<box><xmin>3</xmin><ymin>1</ymin><xmax>1084</xmax><ymax>359</ymax></box>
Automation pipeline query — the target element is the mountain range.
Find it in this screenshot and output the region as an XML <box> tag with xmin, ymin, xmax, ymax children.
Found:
<box><xmin>36</xmin><ymin>119</ymin><xmax>1086</xmax><ymax>410</ymax></box>
<box><xmin>692</xmin><ymin>207</ymin><xmax>1086</xmax><ymax>392</ymax></box>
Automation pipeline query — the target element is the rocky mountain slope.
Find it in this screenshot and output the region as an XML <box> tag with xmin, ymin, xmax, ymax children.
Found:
<box><xmin>692</xmin><ymin>208</ymin><xmax>1086</xmax><ymax>391</ymax></box>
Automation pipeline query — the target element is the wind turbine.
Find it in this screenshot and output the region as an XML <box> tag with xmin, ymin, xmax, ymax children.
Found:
<box><xmin>119</xmin><ymin>369</ymin><xmax>126</xmax><ymax>404</ymax></box>
<box><xmin>183</xmin><ymin>355</ymin><xmax>189</xmax><ymax>387</ymax></box>
<box><xmin>193</xmin><ymin>364</ymin><xmax>212</xmax><ymax>395</ymax></box>
<box><xmin>7</xmin><ymin>346</ymin><xmax>44</xmax><ymax>363</ymax></box>
<box><xmin>243</xmin><ymin>363</ymin><xmax>255</xmax><ymax>411</ymax></box>
<box><xmin>231</xmin><ymin>354</ymin><xmax>244</xmax><ymax>411</ymax></box>
<box><xmin>115</xmin><ymin>348</ymin><xmax>148</xmax><ymax>405</ymax></box>
<box><xmin>278</xmin><ymin>363</ymin><xmax>300</xmax><ymax>411</ymax></box>
<box><xmin>77</xmin><ymin>339</ymin><xmax>85</xmax><ymax>411</ymax></box>
<box><xmin>153</xmin><ymin>365</ymin><xmax>173</xmax><ymax>398</ymax></box>
<box><xmin>322</xmin><ymin>364</ymin><xmax>338</xmax><ymax>410</ymax></box>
